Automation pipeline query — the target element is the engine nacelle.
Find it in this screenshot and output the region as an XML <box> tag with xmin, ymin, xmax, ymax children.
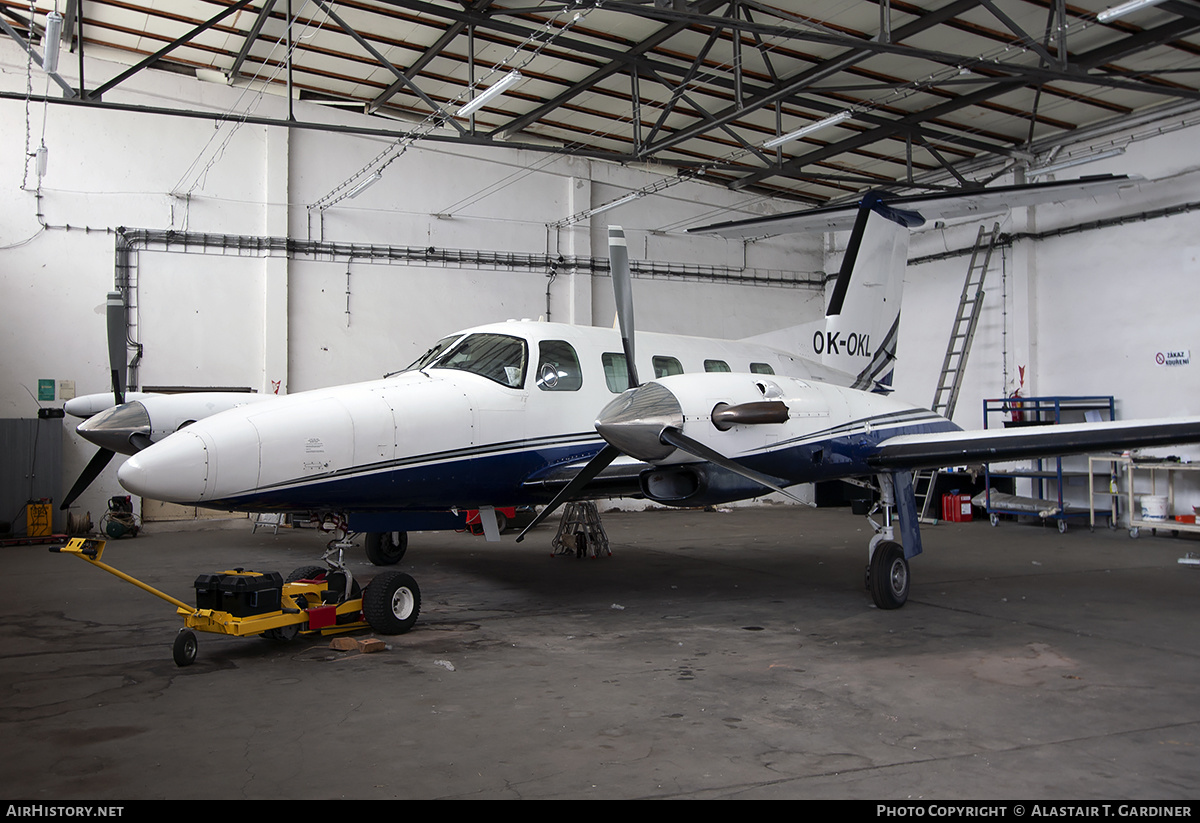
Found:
<box><xmin>640</xmin><ymin>464</ymin><xmax>778</xmax><ymax>507</ymax></box>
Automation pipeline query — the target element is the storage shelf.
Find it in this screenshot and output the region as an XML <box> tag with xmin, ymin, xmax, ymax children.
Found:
<box><xmin>1090</xmin><ymin>456</ymin><xmax>1200</xmax><ymax>538</ymax></box>
<box><xmin>983</xmin><ymin>395</ymin><xmax>1116</xmax><ymax>532</ymax></box>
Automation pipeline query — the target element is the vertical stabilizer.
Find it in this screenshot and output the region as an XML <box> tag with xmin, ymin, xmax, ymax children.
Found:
<box><xmin>819</xmin><ymin>194</ymin><xmax>921</xmax><ymax>391</ymax></box>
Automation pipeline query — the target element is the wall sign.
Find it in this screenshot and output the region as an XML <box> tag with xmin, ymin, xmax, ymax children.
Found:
<box><xmin>1155</xmin><ymin>349</ymin><xmax>1191</xmax><ymax>367</ymax></box>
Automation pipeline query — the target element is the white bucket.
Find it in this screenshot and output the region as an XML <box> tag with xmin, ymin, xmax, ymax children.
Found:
<box><xmin>1141</xmin><ymin>495</ymin><xmax>1169</xmax><ymax>521</ymax></box>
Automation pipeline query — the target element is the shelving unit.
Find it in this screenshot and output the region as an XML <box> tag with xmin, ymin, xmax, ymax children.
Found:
<box><xmin>1089</xmin><ymin>456</ymin><xmax>1200</xmax><ymax>538</ymax></box>
<box><xmin>982</xmin><ymin>395</ymin><xmax>1116</xmax><ymax>533</ymax></box>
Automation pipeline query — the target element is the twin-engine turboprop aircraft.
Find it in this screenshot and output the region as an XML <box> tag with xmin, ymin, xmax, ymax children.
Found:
<box><xmin>105</xmin><ymin>174</ymin><xmax>1200</xmax><ymax>607</ymax></box>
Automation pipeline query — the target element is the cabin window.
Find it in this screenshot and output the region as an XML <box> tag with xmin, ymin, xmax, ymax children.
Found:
<box><xmin>704</xmin><ymin>359</ymin><xmax>731</xmax><ymax>373</ymax></box>
<box><xmin>750</xmin><ymin>362</ymin><xmax>775</xmax><ymax>375</ymax></box>
<box><xmin>435</xmin><ymin>333</ymin><xmax>528</xmax><ymax>388</ymax></box>
<box><xmin>602</xmin><ymin>353</ymin><xmax>631</xmax><ymax>393</ymax></box>
<box><xmin>653</xmin><ymin>356</ymin><xmax>684</xmax><ymax>378</ymax></box>
<box><xmin>536</xmin><ymin>341</ymin><xmax>582</xmax><ymax>392</ymax></box>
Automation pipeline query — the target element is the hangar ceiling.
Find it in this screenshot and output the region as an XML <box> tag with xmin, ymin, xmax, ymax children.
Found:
<box><xmin>4</xmin><ymin>0</ymin><xmax>1200</xmax><ymax>207</ymax></box>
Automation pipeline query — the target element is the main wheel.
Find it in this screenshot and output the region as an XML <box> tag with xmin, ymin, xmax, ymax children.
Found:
<box><xmin>365</xmin><ymin>531</ymin><xmax>408</xmax><ymax>566</ymax></box>
<box><xmin>173</xmin><ymin>628</ymin><xmax>198</xmax><ymax>667</ymax></box>
<box><xmin>868</xmin><ymin>540</ymin><xmax>909</xmax><ymax>610</ymax></box>
<box><xmin>363</xmin><ymin>571</ymin><xmax>421</xmax><ymax>635</ymax></box>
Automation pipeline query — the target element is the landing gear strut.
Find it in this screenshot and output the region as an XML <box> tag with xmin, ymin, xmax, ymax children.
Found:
<box><xmin>863</xmin><ymin>474</ymin><xmax>913</xmax><ymax>610</ymax></box>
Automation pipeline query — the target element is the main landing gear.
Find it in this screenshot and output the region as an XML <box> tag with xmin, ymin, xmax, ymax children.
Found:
<box><xmin>863</xmin><ymin>476</ymin><xmax>912</xmax><ymax>610</ymax></box>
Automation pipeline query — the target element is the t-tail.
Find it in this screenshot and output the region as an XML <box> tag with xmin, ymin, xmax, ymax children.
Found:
<box><xmin>720</xmin><ymin>192</ymin><xmax>921</xmax><ymax>393</ymax></box>
<box><xmin>820</xmin><ymin>193</ymin><xmax>922</xmax><ymax>393</ymax></box>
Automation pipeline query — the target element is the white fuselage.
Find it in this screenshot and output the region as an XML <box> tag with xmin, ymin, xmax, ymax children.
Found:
<box><xmin>117</xmin><ymin>320</ymin><xmax>857</xmax><ymax>515</ymax></box>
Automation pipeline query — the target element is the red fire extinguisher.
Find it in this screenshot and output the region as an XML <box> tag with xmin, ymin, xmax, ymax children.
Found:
<box><xmin>1008</xmin><ymin>366</ymin><xmax>1025</xmax><ymax>423</ymax></box>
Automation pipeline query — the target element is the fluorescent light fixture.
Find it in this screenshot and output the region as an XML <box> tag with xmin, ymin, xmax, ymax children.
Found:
<box><xmin>590</xmin><ymin>192</ymin><xmax>640</xmax><ymax>216</ymax></box>
<box><xmin>42</xmin><ymin>10</ymin><xmax>62</xmax><ymax>74</ymax></box>
<box><xmin>347</xmin><ymin>172</ymin><xmax>382</xmax><ymax>199</ymax></box>
<box><xmin>457</xmin><ymin>70</ymin><xmax>522</xmax><ymax>118</ymax></box>
<box><xmin>1027</xmin><ymin>147</ymin><xmax>1125</xmax><ymax>177</ymax></box>
<box><xmin>763</xmin><ymin>110</ymin><xmax>853</xmax><ymax>149</ymax></box>
<box><xmin>1097</xmin><ymin>0</ymin><xmax>1168</xmax><ymax>22</ymax></box>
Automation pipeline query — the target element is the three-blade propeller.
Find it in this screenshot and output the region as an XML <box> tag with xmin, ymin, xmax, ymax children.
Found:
<box><xmin>515</xmin><ymin>226</ymin><xmax>799</xmax><ymax>542</ymax></box>
<box><xmin>61</xmin><ymin>292</ymin><xmax>136</xmax><ymax>510</ymax></box>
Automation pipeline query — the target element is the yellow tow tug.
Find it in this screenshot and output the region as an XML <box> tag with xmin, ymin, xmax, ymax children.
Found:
<box><xmin>52</xmin><ymin>537</ymin><xmax>420</xmax><ymax>666</ymax></box>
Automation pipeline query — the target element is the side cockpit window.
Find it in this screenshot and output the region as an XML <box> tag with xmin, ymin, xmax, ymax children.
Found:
<box><xmin>536</xmin><ymin>341</ymin><xmax>583</xmax><ymax>391</ymax></box>
<box><xmin>434</xmin><ymin>333</ymin><xmax>528</xmax><ymax>388</ymax></box>
<box><xmin>750</xmin><ymin>362</ymin><xmax>776</xmax><ymax>375</ymax></box>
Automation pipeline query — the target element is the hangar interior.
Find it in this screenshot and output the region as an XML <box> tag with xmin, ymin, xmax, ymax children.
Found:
<box><xmin>3</xmin><ymin>0</ymin><xmax>1199</xmax><ymax>529</ymax></box>
<box><xmin>2</xmin><ymin>0</ymin><xmax>1200</xmax><ymax>802</ymax></box>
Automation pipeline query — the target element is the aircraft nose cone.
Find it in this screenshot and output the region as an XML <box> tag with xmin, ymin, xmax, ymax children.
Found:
<box><xmin>117</xmin><ymin>430</ymin><xmax>210</xmax><ymax>504</ymax></box>
<box><xmin>595</xmin><ymin>382</ymin><xmax>684</xmax><ymax>462</ymax></box>
<box><xmin>77</xmin><ymin>402</ymin><xmax>151</xmax><ymax>455</ymax></box>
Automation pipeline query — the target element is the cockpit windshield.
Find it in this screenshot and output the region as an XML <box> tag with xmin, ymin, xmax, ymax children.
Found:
<box><xmin>397</xmin><ymin>332</ymin><xmax>528</xmax><ymax>387</ymax></box>
<box><xmin>394</xmin><ymin>335</ymin><xmax>462</xmax><ymax>376</ymax></box>
<box><xmin>433</xmin><ymin>333</ymin><xmax>528</xmax><ymax>388</ymax></box>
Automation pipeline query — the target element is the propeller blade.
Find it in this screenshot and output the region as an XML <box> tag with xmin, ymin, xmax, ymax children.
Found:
<box><xmin>658</xmin><ymin>427</ymin><xmax>807</xmax><ymax>505</ymax></box>
<box><xmin>608</xmin><ymin>226</ymin><xmax>639</xmax><ymax>388</ymax></box>
<box><xmin>61</xmin><ymin>448</ymin><xmax>116</xmax><ymax>510</ymax></box>
<box><xmin>106</xmin><ymin>291</ymin><xmax>126</xmax><ymax>405</ymax></box>
<box><xmin>515</xmin><ymin>444</ymin><xmax>621</xmax><ymax>543</ymax></box>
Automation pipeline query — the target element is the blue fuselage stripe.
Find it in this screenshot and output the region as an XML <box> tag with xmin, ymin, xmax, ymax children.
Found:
<box><xmin>203</xmin><ymin>413</ymin><xmax>958</xmax><ymax>513</ymax></box>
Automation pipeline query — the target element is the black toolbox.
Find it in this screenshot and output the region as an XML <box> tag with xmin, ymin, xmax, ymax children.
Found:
<box><xmin>193</xmin><ymin>569</ymin><xmax>284</xmax><ymax>617</ymax></box>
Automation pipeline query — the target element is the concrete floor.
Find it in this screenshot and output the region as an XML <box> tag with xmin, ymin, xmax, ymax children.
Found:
<box><xmin>3</xmin><ymin>506</ymin><xmax>1199</xmax><ymax>800</ymax></box>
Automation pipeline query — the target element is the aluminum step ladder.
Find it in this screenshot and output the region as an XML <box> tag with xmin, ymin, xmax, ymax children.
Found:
<box><xmin>916</xmin><ymin>222</ymin><xmax>1001</xmax><ymax>523</ymax></box>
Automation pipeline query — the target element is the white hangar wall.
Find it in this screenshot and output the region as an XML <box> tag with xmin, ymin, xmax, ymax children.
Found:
<box><xmin>4</xmin><ymin>36</ymin><xmax>1199</xmax><ymax>526</ymax></box>
<box><xmin>0</xmin><ymin>39</ymin><xmax>822</xmax><ymax>521</ymax></box>
<box><xmin>893</xmin><ymin>130</ymin><xmax>1200</xmax><ymax>511</ymax></box>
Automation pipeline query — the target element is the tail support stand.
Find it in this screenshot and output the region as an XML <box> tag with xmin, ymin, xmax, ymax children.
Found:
<box><xmin>551</xmin><ymin>502</ymin><xmax>611</xmax><ymax>558</ymax></box>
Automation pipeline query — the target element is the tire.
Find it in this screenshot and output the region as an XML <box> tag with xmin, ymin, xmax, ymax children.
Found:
<box><xmin>173</xmin><ymin>628</ymin><xmax>198</xmax><ymax>667</ymax></box>
<box><xmin>868</xmin><ymin>540</ymin><xmax>909</xmax><ymax>610</ymax></box>
<box><xmin>286</xmin><ymin>565</ymin><xmax>327</xmax><ymax>584</ymax></box>
<box><xmin>363</xmin><ymin>571</ymin><xmax>421</xmax><ymax>635</ymax></box>
<box><xmin>495</xmin><ymin>511</ymin><xmax>508</xmax><ymax>534</ymax></box>
<box><xmin>365</xmin><ymin>531</ymin><xmax>408</xmax><ymax>566</ymax></box>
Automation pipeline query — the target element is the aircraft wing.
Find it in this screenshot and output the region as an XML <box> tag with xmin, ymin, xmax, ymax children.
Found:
<box><xmin>868</xmin><ymin>417</ymin><xmax>1200</xmax><ymax>471</ymax></box>
<box><xmin>688</xmin><ymin>175</ymin><xmax>1140</xmax><ymax>238</ymax></box>
<box><xmin>520</xmin><ymin>454</ymin><xmax>648</xmax><ymax>498</ymax></box>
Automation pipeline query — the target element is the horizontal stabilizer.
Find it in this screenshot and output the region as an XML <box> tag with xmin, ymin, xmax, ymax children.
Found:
<box><xmin>688</xmin><ymin>175</ymin><xmax>1139</xmax><ymax>239</ymax></box>
<box><xmin>869</xmin><ymin>417</ymin><xmax>1200</xmax><ymax>471</ymax></box>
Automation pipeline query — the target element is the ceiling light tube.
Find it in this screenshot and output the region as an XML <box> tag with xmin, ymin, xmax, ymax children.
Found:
<box><xmin>457</xmin><ymin>70</ymin><xmax>522</xmax><ymax>118</ymax></box>
<box><xmin>42</xmin><ymin>10</ymin><xmax>62</xmax><ymax>74</ymax></box>
<box><xmin>347</xmin><ymin>172</ymin><xmax>382</xmax><ymax>199</ymax></box>
<box><xmin>763</xmin><ymin>110</ymin><xmax>853</xmax><ymax>149</ymax></box>
<box><xmin>590</xmin><ymin>192</ymin><xmax>640</xmax><ymax>216</ymax></box>
<box><xmin>1027</xmin><ymin>147</ymin><xmax>1125</xmax><ymax>177</ymax></box>
<box><xmin>1097</xmin><ymin>0</ymin><xmax>1169</xmax><ymax>22</ymax></box>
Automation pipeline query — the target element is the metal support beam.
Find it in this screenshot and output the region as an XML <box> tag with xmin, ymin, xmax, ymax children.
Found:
<box><xmin>89</xmin><ymin>0</ymin><xmax>258</xmax><ymax>99</ymax></box>
<box><xmin>311</xmin><ymin>0</ymin><xmax>465</xmax><ymax>133</ymax></box>
<box><xmin>229</xmin><ymin>0</ymin><xmax>279</xmax><ymax>79</ymax></box>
